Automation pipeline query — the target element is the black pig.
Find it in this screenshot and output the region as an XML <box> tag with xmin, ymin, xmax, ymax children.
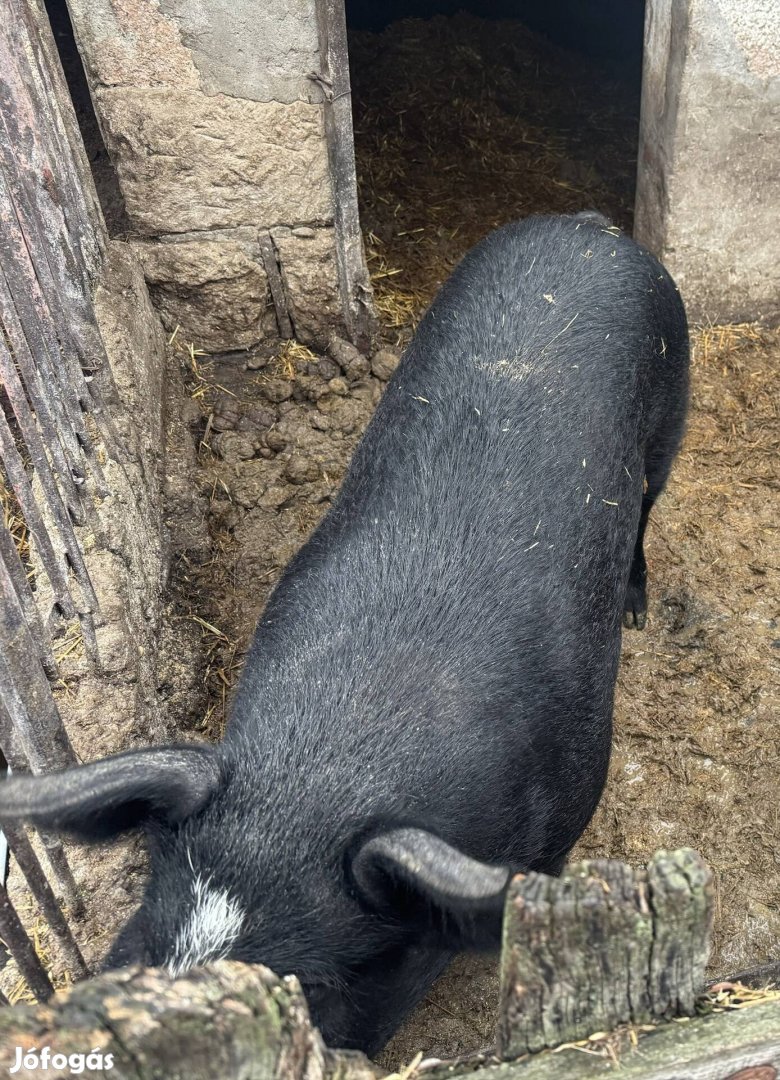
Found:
<box><xmin>0</xmin><ymin>213</ymin><xmax>688</xmax><ymax>1055</ymax></box>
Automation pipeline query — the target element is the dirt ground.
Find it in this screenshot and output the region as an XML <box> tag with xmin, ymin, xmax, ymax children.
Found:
<box><xmin>4</xmin><ymin>9</ymin><xmax>777</xmax><ymax>1068</ymax></box>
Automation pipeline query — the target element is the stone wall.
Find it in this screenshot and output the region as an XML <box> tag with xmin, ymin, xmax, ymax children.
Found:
<box><xmin>67</xmin><ymin>0</ymin><xmax>779</xmax><ymax>336</ymax></box>
<box><xmin>50</xmin><ymin>241</ymin><xmax>171</xmax><ymax>753</ymax></box>
<box><xmin>635</xmin><ymin>0</ymin><xmax>780</xmax><ymax>325</ymax></box>
<box><xmin>65</xmin><ymin>0</ymin><xmax>363</xmax><ymax>351</ymax></box>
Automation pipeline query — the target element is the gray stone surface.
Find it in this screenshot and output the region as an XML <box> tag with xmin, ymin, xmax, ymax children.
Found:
<box><xmin>66</xmin><ymin>0</ymin><xmax>201</xmax><ymax>90</ymax></box>
<box><xmin>63</xmin><ymin>0</ymin><xmax>367</xmax><ymax>349</ymax></box>
<box><xmin>159</xmin><ymin>0</ymin><xmax>323</xmax><ymax>103</ymax></box>
<box><xmin>67</xmin><ymin>0</ymin><xmax>321</xmax><ymax>103</ymax></box>
<box><xmin>636</xmin><ymin>0</ymin><xmax>780</xmax><ymax>324</ymax></box>
<box><xmin>272</xmin><ymin>226</ymin><xmax>344</xmax><ymax>346</ymax></box>
<box><xmin>95</xmin><ymin>90</ymin><xmax>333</xmax><ymax>235</ymax></box>
<box><xmin>133</xmin><ymin>236</ymin><xmax>277</xmax><ymax>351</ymax></box>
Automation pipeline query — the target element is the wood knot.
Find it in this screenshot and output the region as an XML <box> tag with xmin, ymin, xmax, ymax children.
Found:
<box><xmin>41</xmin><ymin>167</ymin><xmax>61</xmax><ymax>206</ymax></box>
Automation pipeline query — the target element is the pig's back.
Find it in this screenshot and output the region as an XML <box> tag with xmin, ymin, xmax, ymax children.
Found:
<box><xmin>228</xmin><ymin>215</ymin><xmax>686</xmax><ymax>868</ymax></box>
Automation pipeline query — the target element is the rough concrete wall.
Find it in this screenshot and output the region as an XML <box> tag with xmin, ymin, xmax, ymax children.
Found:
<box><xmin>158</xmin><ymin>0</ymin><xmax>322</xmax><ymax>103</ymax></box>
<box><xmin>45</xmin><ymin>242</ymin><xmax>170</xmax><ymax>753</ymax></box>
<box><xmin>636</xmin><ymin>0</ymin><xmax>780</xmax><ymax>324</ymax></box>
<box><xmin>65</xmin><ymin>0</ymin><xmax>348</xmax><ymax>351</ymax></box>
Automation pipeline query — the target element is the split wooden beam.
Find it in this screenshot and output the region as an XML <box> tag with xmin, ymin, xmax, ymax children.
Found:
<box><xmin>497</xmin><ymin>849</ymin><xmax>714</xmax><ymax>1057</ymax></box>
<box><xmin>314</xmin><ymin>0</ymin><xmax>377</xmax><ymax>351</ymax></box>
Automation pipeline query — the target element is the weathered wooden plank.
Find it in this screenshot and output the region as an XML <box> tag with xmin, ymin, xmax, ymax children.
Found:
<box><xmin>6</xmin><ymin>0</ymin><xmax>106</xmax><ymax>280</ymax></box>
<box><xmin>0</xmin><ymin>514</ymin><xmax>57</xmax><ymax>679</ymax></box>
<box><xmin>0</xmin><ymin>396</ymin><xmax>100</xmax><ymax>649</ymax></box>
<box><xmin>22</xmin><ymin>0</ymin><xmax>107</xmax><ymax>270</ymax></box>
<box><xmin>0</xmin><ymin>963</ymin><xmax>375</xmax><ymax>1079</ymax></box>
<box><xmin>496</xmin><ymin>851</ymin><xmax>713</xmax><ymax>1058</ymax></box>
<box><xmin>1</xmin><ymin>0</ymin><xmax>128</xmax><ymax>467</ymax></box>
<box><xmin>0</xmin><ymin>156</ymin><xmax>110</xmax><ymax>500</ymax></box>
<box><xmin>0</xmin><ymin>402</ymin><xmax>79</xmax><ymax>618</ymax></box>
<box><xmin>646</xmin><ymin>848</ymin><xmax>714</xmax><ymax>1020</ymax></box>
<box><xmin>0</xmin><ymin>880</ymin><xmax>54</xmax><ymax>1003</ymax></box>
<box><xmin>260</xmin><ymin>231</ymin><xmax>294</xmax><ymax>339</ymax></box>
<box><xmin>3</xmin><ymin>824</ymin><xmax>88</xmax><ymax>978</ymax></box>
<box><xmin>0</xmin><ymin>18</ymin><xmax>91</xmax><ymax>304</ymax></box>
<box><xmin>0</xmin><ymin>556</ymin><xmax>77</xmax><ymax>774</ymax></box>
<box><xmin>0</xmin><ymin>696</ymin><xmax>83</xmax><ymax>917</ymax></box>
<box><xmin>314</xmin><ymin>0</ymin><xmax>377</xmax><ymax>351</ymax></box>
<box><xmin>422</xmin><ymin>1001</ymin><xmax>780</xmax><ymax>1080</ymax></box>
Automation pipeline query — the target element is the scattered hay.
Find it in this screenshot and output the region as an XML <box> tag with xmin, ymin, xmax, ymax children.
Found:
<box><xmin>169</xmin><ymin>327</ymin><xmax>232</xmax><ymax>418</ymax></box>
<box><xmin>276</xmin><ymin>339</ymin><xmax>318</xmax><ymax>379</ymax></box>
<box><xmin>692</xmin><ymin>322</ymin><xmax>765</xmax><ymax>367</ymax></box>
<box><xmin>542</xmin><ymin>984</ymin><xmax>780</xmax><ymax>1068</ymax></box>
<box><xmin>1</xmin><ymin>893</ymin><xmax>73</xmax><ymax>1006</ymax></box>
<box><xmin>0</xmin><ymin>471</ymin><xmax>33</xmax><ymax>581</ymax></box>
<box><xmin>351</xmin><ymin>13</ymin><xmax>639</xmax><ymax>344</ymax></box>
<box><xmin>182</xmin><ymin>612</ymin><xmax>243</xmax><ymax>737</ymax></box>
<box><xmin>165</xmin><ymin>331</ymin><xmax>249</xmax><ymax>735</ymax></box>
<box><xmin>549</xmin><ymin>1023</ymin><xmax>656</xmax><ymax>1067</ymax></box>
<box><xmin>703</xmin><ymin>980</ymin><xmax>780</xmax><ymax>1012</ymax></box>
<box><xmin>168</xmin><ymin>547</ymin><xmax>245</xmax><ymax>740</ymax></box>
<box><xmin>52</xmin><ymin>622</ymin><xmax>84</xmax><ymax>666</ymax></box>
<box><xmin>385</xmin><ymin>1051</ymin><xmax>426</xmax><ymax>1080</ymax></box>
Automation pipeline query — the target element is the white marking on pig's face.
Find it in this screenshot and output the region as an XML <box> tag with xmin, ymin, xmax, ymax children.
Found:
<box><xmin>166</xmin><ymin>873</ymin><xmax>245</xmax><ymax>977</ymax></box>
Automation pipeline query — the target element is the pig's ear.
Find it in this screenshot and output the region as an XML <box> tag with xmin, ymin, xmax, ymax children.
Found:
<box><xmin>0</xmin><ymin>746</ymin><xmax>219</xmax><ymax>841</ymax></box>
<box><xmin>351</xmin><ymin>828</ymin><xmax>510</xmax><ymax>948</ymax></box>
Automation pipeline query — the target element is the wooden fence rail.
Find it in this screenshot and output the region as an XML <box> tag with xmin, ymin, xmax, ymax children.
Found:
<box><xmin>0</xmin><ymin>0</ymin><xmax>125</xmax><ymax>998</ymax></box>
<box><xmin>0</xmin><ymin>852</ymin><xmax>776</xmax><ymax>1079</ymax></box>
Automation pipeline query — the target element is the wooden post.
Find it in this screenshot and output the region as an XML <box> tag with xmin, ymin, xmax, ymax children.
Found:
<box><xmin>424</xmin><ymin>1002</ymin><xmax>780</xmax><ymax>1080</ymax></box>
<box><xmin>314</xmin><ymin>0</ymin><xmax>377</xmax><ymax>352</ymax></box>
<box><xmin>0</xmin><ymin>962</ymin><xmax>375</xmax><ymax>1080</ymax></box>
<box><xmin>260</xmin><ymin>231</ymin><xmax>294</xmax><ymax>340</ymax></box>
<box><xmin>496</xmin><ymin>850</ymin><xmax>713</xmax><ymax>1058</ymax></box>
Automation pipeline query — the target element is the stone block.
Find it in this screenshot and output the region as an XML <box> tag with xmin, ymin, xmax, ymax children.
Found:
<box><xmin>133</xmin><ymin>237</ymin><xmax>277</xmax><ymax>351</ymax></box>
<box><xmin>66</xmin><ymin>0</ymin><xmax>201</xmax><ymax>90</ymax></box>
<box><xmin>67</xmin><ymin>0</ymin><xmax>321</xmax><ymax>103</ymax></box>
<box><xmin>271</xmin><ymin>226</ymin><xmax>343</xmax><ymax>346</ymax></box>
<box><xmin>95</xmin><ymin>90</ymin><xmax>333</xmax><ymax>234</ymax></box>
<box><xmin>158</xmin><ymin>0</ymin><xmax>322</xmax><ymax>103</ymax></box>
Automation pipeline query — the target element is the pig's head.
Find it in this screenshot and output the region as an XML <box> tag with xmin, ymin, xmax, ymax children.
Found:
<box><xmin>0</xmin><ymin>744</ymin><xmax>510</xmax><ymax>1056</ymax></box>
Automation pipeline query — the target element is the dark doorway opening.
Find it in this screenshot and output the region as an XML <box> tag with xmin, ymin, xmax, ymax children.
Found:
<box><xmin>346</xmin><ymin>0</ymin><xmax>645</xmax><ymax>339</ymax></box>
<box><xmin>42</xmin><ymin>0</ymin><xmax>129</xmax><ymax>235</ymax></box>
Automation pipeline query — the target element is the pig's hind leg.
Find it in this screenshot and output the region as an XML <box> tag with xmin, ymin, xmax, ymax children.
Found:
<box><xmin>623</xmin><ymin>446</ymin><xmax>679</xmax><ymax>631</ymax></box>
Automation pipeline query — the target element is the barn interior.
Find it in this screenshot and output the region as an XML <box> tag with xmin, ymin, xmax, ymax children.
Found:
<box><xmin>346</xmin><ymin>0</ymin><xmax>645</xmax><ymax>343</ymax></box>
<box><xmin>3</xmin><ymin>0</ymin><xmax>778</xmax><ymax>1069</ymax></box>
